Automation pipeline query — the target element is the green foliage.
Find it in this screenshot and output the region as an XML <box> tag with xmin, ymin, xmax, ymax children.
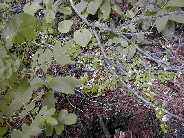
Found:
<box><xmin>48</xmin><ymin>76</ymin><xmax>80</xmax><ymax>94</ymax></box>
<box><xmin>67</xmin><ymin>41</ymin><xmax>81</xmax><ymax>59</ymax></box>
<box><xmin>58</xmin><ymin>20</ymin><xmax>73</xmax><ymax>33</ymax></box>
<box><xmin>156</xmin><ymin>15</ymin><xmax>169</xmax><ymax>32</ymax></box>
<box><xmin>74</xmin><ymin>28</ymin><xmax>92</xmax><ymax>47</ymax></box>
<box><xmin>158</xmin><ymin>71</ymin><xmax>176</xmax><ymax>83</ymax></box>
<box><xmin>59</xmin><ymin>6</ymin><xmax>73</xmax><ymax>15</ymax></box>
<box><xmin>13</xmin><ymin>13</ymin><xmax>39</xmax><ymax>44</ymax></box>
<box><xmin>32</xmin><ymin>48</ymin><xmax>53</xmax><ymax>71</ymax></box>
<box><xmin>100</xmin><ymin>0</ymin><xmax>111</xmax><ymax>19</ymax></box>
<box><xmin>0</xmin><ymin>127</ymin><xmax>8</xmax><ymax>137</ymax></box>
<box><xmin>11</xmin><ymin>13</ymin><xmax>40</xmax><ymax>44</ymax></box>
<box><xmin>166</xmin><ymin>0</ymin><xmax>184</xmax><ymax>7</ymax></box>
<box><xmin>11</xmin><ymin>106</ymin><xmax>56</xmax><ymax>138</ymax></box>
<box><xmin>0</xmin><ymin>1</ymin><xmax>81</xmax><ymax>137</ymax></box>
<box><xmin>87</xmin><ymin>0</ymin><xmax>103</xmax><ymax>15</ymax></box>
<box><xmin>169</xmin><ymin>14</ymin><xmax>184</xmax><ymax>23</ymax></box>
<box><xmin>58</xmin><ymin>110</ymin><xmax>77</xmax><ymax>125</ymax></box>
<box><xmin>1</xmin><ymin>0</ymin><xmax>184</xmax><ymax>137</ymax></box>
<box><xmin>75</xmin><ymin>0</ymin><xmax>87</xmax><ymax>14</ymax></box>
<box><xmin>54</xmin><ymin>124</ymin><xmax>64</xmax><ymax>135</ymax></box>
<box><xmin>53</xmin><ymin>43</ymin><xmax>74</xmax><ymax>65</ymax></box>
<box><xmin>32</xmin><ymin>42</ymin><xmax>74</xmax><ymax>71</ymax></box>
<box><xmin>5</xmin><ymin>86</ymin><xmax>34</xmax><ymax>116</ymax></box>
<box><xmin>23</xmin><ymin>2</ymin><xmax>42</xmax><ymax>16</ymax></box>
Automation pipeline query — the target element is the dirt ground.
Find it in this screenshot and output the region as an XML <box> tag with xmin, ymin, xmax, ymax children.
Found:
<box><xmin>55</xmin><ymin>90</ymin><xmax>162</xmax><ymax>138</ymax></box>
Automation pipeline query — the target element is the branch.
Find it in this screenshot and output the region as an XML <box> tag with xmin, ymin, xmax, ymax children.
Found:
<box><xmin>69</xmin><ymin>0</ymin><xmax>184</xmax><ymax>122</ymax></box>
<box><xmin>136</xmin><ymin>47</ymin><xmax>184</xmax><ymax>73</ymax></box>
<box><xmin>126</xmin><ymin>84</ymin><xmax>184</xmax><ymax>121</ymax></box>
<box><xmin>121</xmin><ymin>11</ymin><xmax>184</xmax><ymax>27</ymax></box>
<box><xmin>69</xmin><ymin>0</ymin><xmax>91</xmax><ymax>27</ymax></box>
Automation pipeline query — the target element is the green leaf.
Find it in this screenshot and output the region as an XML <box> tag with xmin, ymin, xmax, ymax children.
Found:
<box><xmin>166</xmin><ymin>0</ymin><xmax>184</xmax><ymax>7</ymax></box>
<box><xmin>155</xmin><ymin>16</ymin><xmax>169</xmax><ymax>32</ymax></box>
<box><xmin>48</xmin><ymin>76</ymin><xmax>80</xmax><ymax>94</ymax></box>
<box><xmin>45</xmin><ymin>10</ymin><xmax>55</xmax><ymax>24</ymax></box>
<box><xmin>23</xmin><ymin>2</ymin><xmax>42</xmax><ymax>16</ymax></box>
<box><xmin>158</xmin><ymin>71</ymin><xmax>176</xmax><ymax>82</ymax></box>
<box><xmin>22</xmin><ymin>124</ymin><xmax>42</xmax><ymax>138</ymax></box>
<box><xmin>100</xmin><ymin>0</ymin><xmax>111</xmax><ymax>19</ymax></box>
<box><xmin>169</xmin><ymin>15</ymin><xmax>184</xmax><ymax>23</ymax></box>
<box><xmin>6</xmin><ymin>87</ymin><xmax>34</xmax><ymax>116</ymax></box>
<box><xmin>46</xmin><ymin>117</ymin><xmax>58</xmax><ymax>126</ymax></box>
<box><xmin>11</xmin><ymin>106</ymin><xmax>56</xmax><ymax>138</ymax></box>
<box><xmin>58</xmin><ymin>20</ymin><xmax>73</xmax><ymax>33</ymax></box>
<box><xmin>112</xmin><ymin>4</ymin><xmax>122</xmax><ymax>15</ymax></box>
<box><xmin>43</xmin><ymin>91</ymin><xmax>56</xmax><ymax>108</ymax></box>
<box><xmin>58</xmin><ymin>110</ymin><xmax>77</xmax><ymax>125</ymax></box>
<box><xmin>32</xmin><ymin>48</ymin><xmax>53</xmax><ymax>71</ymax></box>
<box><xmin>63</xmin><ymin>113</ymin><xmax>77</xmax><ymax>125</ymax></box>
<box><xmin>58</xmin><ymin>6</ymin><xmax>72</xmax><ymax>15</ymax></box>
<box><xmin>75</xmin><ymin>0</ymin><xmax>87</xmax><ymax>14</ymax></box>
<box><xmin>55</xmin><ymin>124</ymin><xmax>64</xmax><ymax>135</ymax></box>
<box><xmin>12</xmin><ymin>13</ymin><xmax>40</xmax><ymax>44</ymax></box>
<box><xmin>127</xmin><ymin>44</ymin><xmax>137</xmax><ymax>60</ymax></box>
<box><xmin>0</xmin><ymin>127</ymin><xmax>7</xmax><ymax>137</ymax></box>
<box><xmin>162</xmin><ymin>21</ymin><xmax>175</xmax><ymax>39</ymax></box>
<box><xmin>112</xmin><ymin>37</ymin><xmax>128</xmax><ymax>47</ymax></box>
<box><xmin>74</xmin><ymin>29</ymin><xmax>92</xmax><ymax>47</ymax></box>
<box><xmin>11</xmin><ymin>129</ymin><xmax>22</xmax><ymax>138</ymax></box>
<box><xmin>43</xmin><ymin>0</ymin><xmax>54</xmax><ymax>10</ymax></box>
<box><xmin>87</xmin><ymin>0</ymin><xmax>103</xmax><ymax>15</ymax></box>
<box><xmin>30</xmin><ymin>77</ymin><xmax>46</xmax><ymax>88</ymax></box>
<box><xmin>45</xmin><ymin>125</ymin><xmax>54</xmax><ymax>136</ymax></box>
<box><xmin>58</xmin><ymin>110</ymin><xmax>68</xmax><ymax>122</ymax></box>
<box><xmin>53</xmin><ymin>45</ymin><xmax>74</xmax><ymax>65</ymax></box>
<box><xmin>11</xmin><ymin>124</ymin><xmax>42</xmax><ymax>138</ymax></box>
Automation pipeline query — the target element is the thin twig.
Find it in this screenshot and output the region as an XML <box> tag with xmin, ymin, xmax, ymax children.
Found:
<box><xmin>136</xmin><ymin>47</ymin><xmax>184</xmax><ymax>73</ymax></box>
<box><xmin>121</xmin><ymin>11</ymin><xmax>184</xmax><ymax>27</ymax></box>
<box><xmin>126</xmin><ymin>84</ymin><xmax>184</xmax><ymax>121</ymax></box>
<box><xmin>66</xmin><ymin>96</ymin><xmax>84</xmax><ymax>113</ymax></box>
<box><xmin>69</xmin><ymin>0</ymin><xmax>91</xmax><ymax>27</ymax></box>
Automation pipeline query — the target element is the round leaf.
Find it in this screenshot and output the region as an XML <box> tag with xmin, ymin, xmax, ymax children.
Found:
<box><xmin>58</xmin><ymin>20</ymin><xmax>73</xmax><ymax>33</ymax></box>
<box><xmin>46</xmin><ymin>117</ymin><xmax>58</xmax><ymax>126</ymax></box>
<box><xmin>74</xmin><ymin>29</ymin><xmax>92</xmax><ymax>47</ymax></box>
<box><xmin>55</xmin><ymin>124</ymin><xmax>64</xmax><ymax>135</ymax></box>
<box><xmin>63</xmin><ymin>113</ymin><xmax>77</xmax><ymax>125</ymax></box>
<box><xmin>53</xmin><ymin>45</ymin><xmax>74</xmax><ymax>65</ymax></box>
